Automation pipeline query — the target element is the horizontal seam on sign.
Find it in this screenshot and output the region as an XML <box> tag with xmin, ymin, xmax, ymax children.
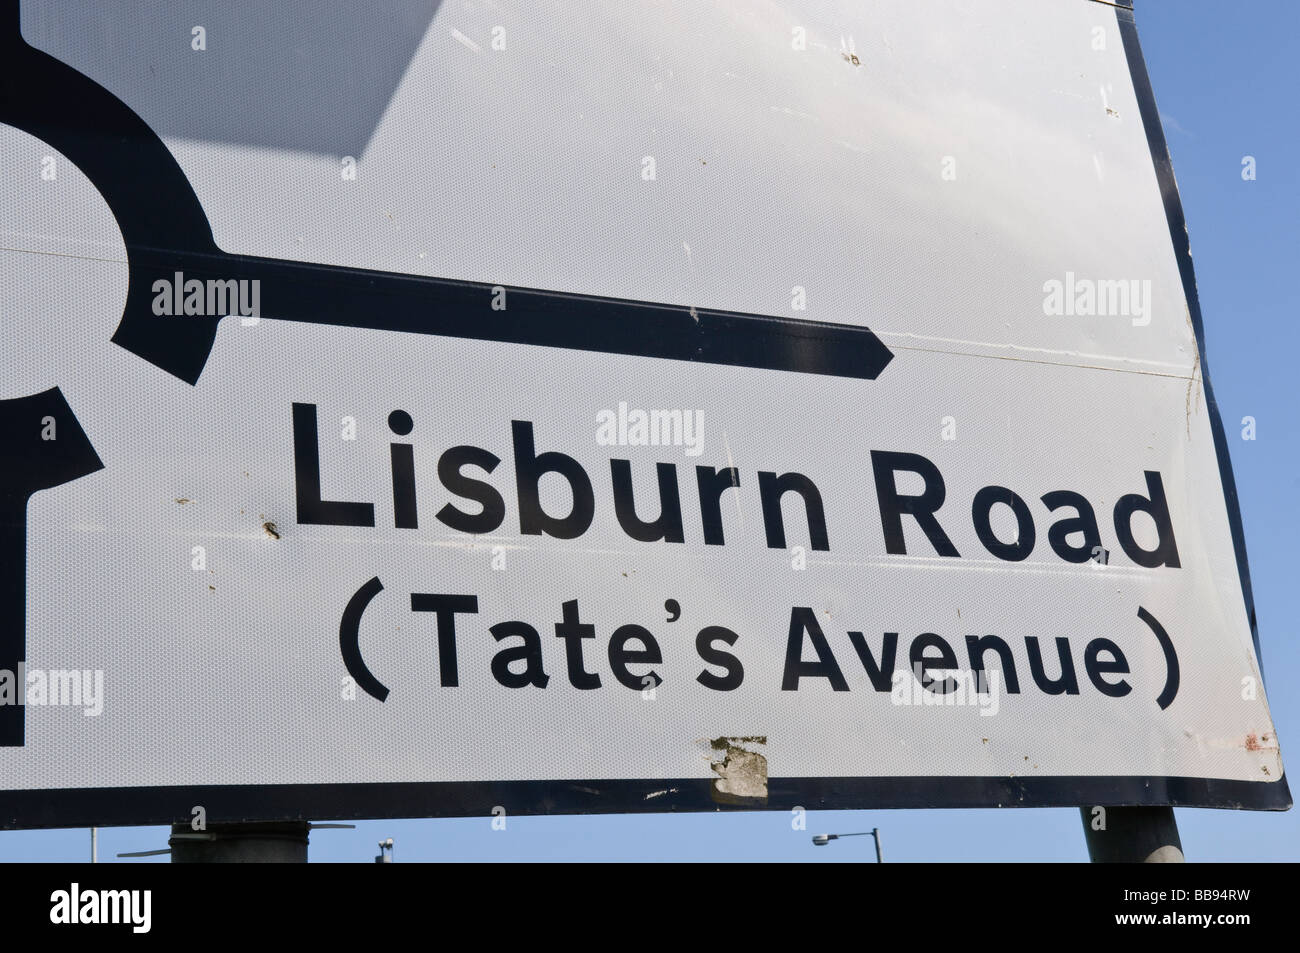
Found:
<box><xmin>810</xmin><ymin>556</ymin><xmax>1155</xmax><ymax>579</ymax></box>
<box><xmin>881</xmin><ymin>332</ymin><xmax>1191</xmax><ymax>372</ymax></box>
<box><xmin>1</xmin><ymin>246</ymin><xmax>1192</xmax><ymax>376</ymax></box>
<box><xmin>133</xmin><ymin>527</ymin><xmax>639</xmax><ymax>556</ymax></box>
<box><xmin>70</xmin><ymin>522</ymin><xmax>1172</xmax><ymax>579</ymax></box>
<box><xmin>0</xmin><ymin>244</ymin><xmax>127</xmax><ymax>265</ymax></box>
<box><xmin>886</xmin><ymin>343</ymin><xmax>1195</xmax><ymax>381</ymax></box>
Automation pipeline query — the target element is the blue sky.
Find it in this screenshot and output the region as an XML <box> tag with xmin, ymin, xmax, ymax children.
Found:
<box><xmin>4</xmin><ymin>0</ymin><xmax>1298</xmax><ymax>862</ymax></box>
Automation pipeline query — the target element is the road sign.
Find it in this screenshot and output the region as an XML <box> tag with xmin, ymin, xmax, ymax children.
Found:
<box><xmin>0</xmin><ymin>0</ymin><xmax>1287</xmax><ymax>828</ymax></box>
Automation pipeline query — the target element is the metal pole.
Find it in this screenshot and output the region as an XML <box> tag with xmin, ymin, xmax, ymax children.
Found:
<box><xmin>871</xmin><ymin>827</ymin><xmax>883</xmax><ymax>863</ymax></box>
<box><xmin>1079</xmin><ymin>806</ymin><xmax>1184</xmax><ymax>863</ymax></box>
<box><xmin>90</xmin><ymin>826</ymin><xmax>97</xmax><ymax>863</ymax></box>
<box><xmin>168</xmin><ymin>821</ymin><xmax>310</xmax><ymax>863</ymax></box>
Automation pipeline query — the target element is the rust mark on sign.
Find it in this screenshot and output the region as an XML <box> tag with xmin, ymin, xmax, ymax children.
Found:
<box><xmin>1244</xmin><ymin>732</ymin><xmax>1280</xmax><ymax>753</ymax></box>
<box><xmin>708</xmin><ymin>735</ymin><xmax>768</xmax><ymax>804</ymax></box>
<box><xmin>262</xmin><ymin>521</ymin><xmax>281</xmax><ymax>540</ymax></box>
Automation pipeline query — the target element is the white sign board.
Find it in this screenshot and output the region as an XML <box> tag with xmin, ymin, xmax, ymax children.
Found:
<box><xmin>0</xmin><ymin>0</ymin><xmax>1287</xmax><ymax>826</ymax></box>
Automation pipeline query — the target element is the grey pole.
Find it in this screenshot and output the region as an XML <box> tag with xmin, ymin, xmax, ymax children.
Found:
<box><xmin>168</xmin><ymin>821</ymin><xmax>311</xmax><ymax>863</ymax></box>
<box><xmin>871</xmin><ymin>827</ymin><xmax>883</xmax><ymax>864</ymax></box>
<box><xmin>90</xmin><ymin>827</ymin><xmax>97</xmax><ymax>863</ymax></box>
<box><xmin>1080</xmin><ymin>806</ymin><xmax>1184</xmax><ymax>863</ymax></box>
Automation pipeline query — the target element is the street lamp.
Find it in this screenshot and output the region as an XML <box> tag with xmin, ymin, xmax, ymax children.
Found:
<box><xmin>811</xmin><ymin>829</ymin><xmax>883</xmax><ymax>862</ymax></box>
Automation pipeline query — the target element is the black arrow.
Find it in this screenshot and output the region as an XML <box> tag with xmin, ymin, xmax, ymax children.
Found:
<box><xmin>0</xmin><ymin>0</ymin><xmax>893</xmax><ymax>386</ymax></box>
<box><xmin>121</xmin><ymin>248</ymin><xmax>895</xmax><ymax>384</ymax></box>
<box><xmin>0</xmin><ymin>389</ymin><xmax>104</xmax><ymax>746</ymax></box>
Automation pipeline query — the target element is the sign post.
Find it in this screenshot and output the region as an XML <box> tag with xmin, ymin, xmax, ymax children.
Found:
<box><xmin>1080</xmin><ymin>807</ymin><xmax>1184</xmax><ymax>864</ymax></box>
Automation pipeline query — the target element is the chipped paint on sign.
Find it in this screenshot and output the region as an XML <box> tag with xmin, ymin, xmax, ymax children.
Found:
<box><xmin>708</xmin><ymin>736</ymin><xmax>768</xmax><ymax>804</ymax></box>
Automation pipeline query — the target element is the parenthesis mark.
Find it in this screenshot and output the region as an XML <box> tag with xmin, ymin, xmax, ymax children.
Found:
<box><xmin>340</xmin><ymin>576</ymin><xmax>389</xmax><ymax>701</ymax></box>
<box><xmin>665</xmin><ymin>599</ymin><xmax>681</xmax><ymax>623</ymax></box>
<box><xmin>1138</xmin><ymin>606</ymin><xmax>1179</xmax><ymax>711</ymax></box>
